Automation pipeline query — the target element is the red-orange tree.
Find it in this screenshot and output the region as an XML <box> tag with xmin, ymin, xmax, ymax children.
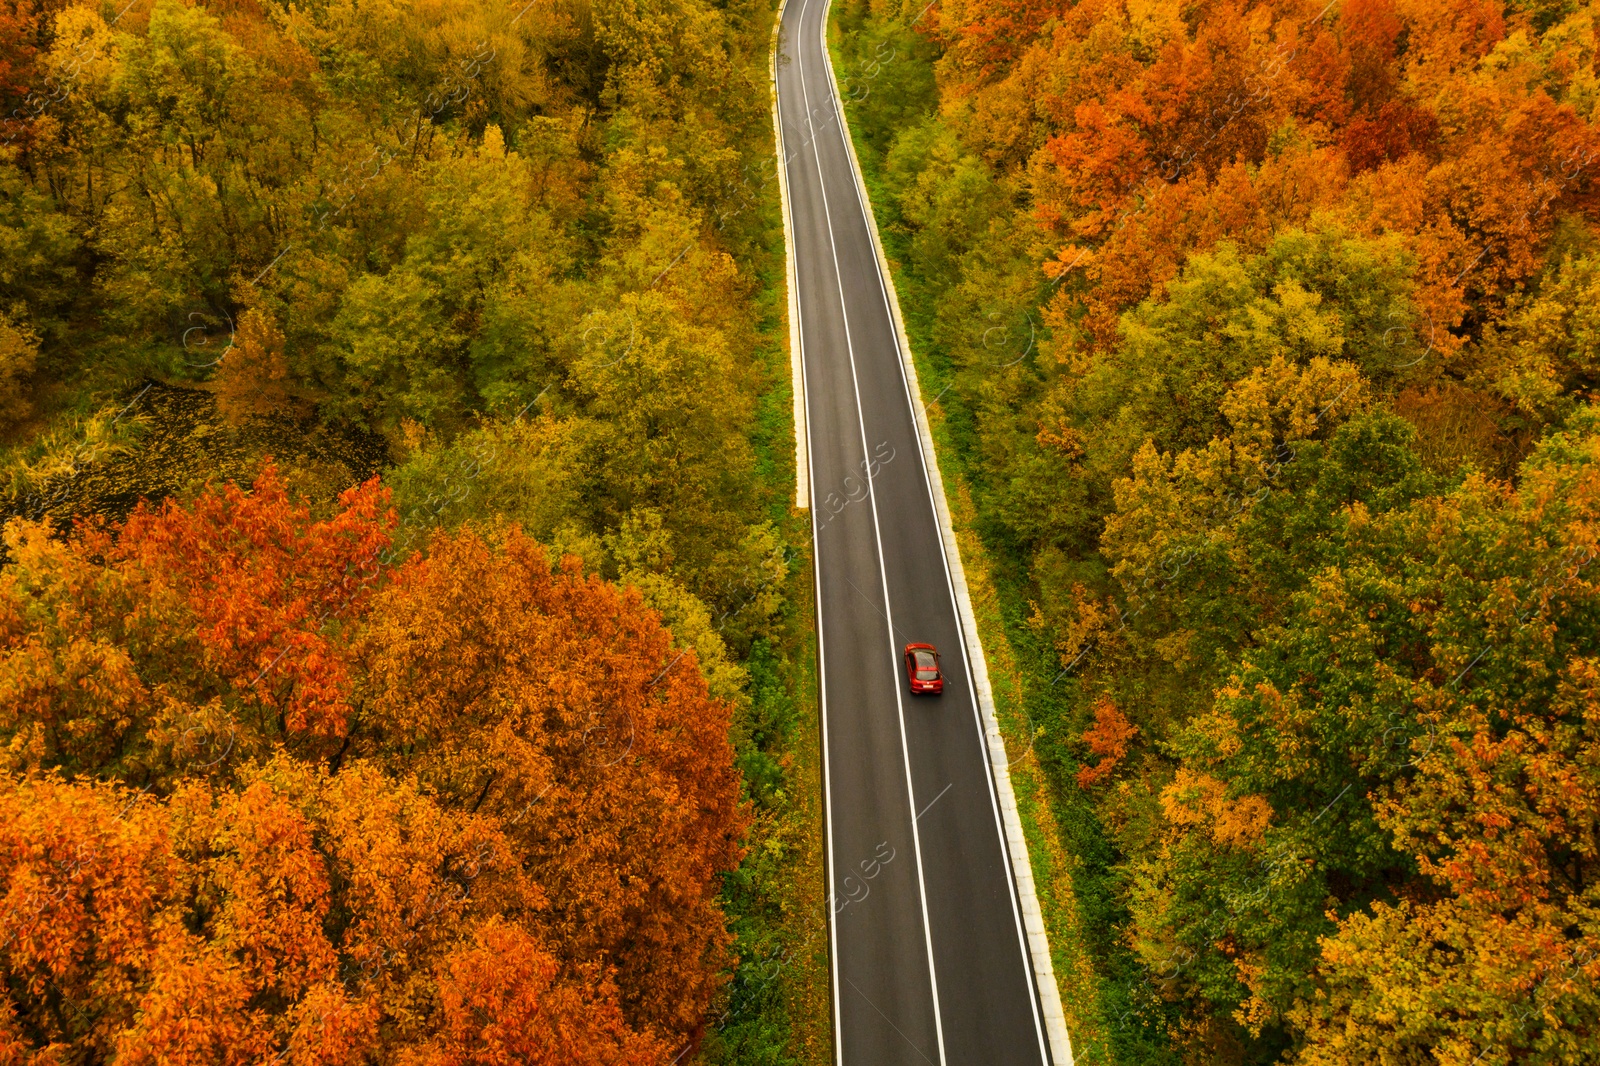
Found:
<box><xmin>0</xmin><ymin>465</ymin><xmax>391</xmax><ymax>783</ymax></box>
<box><xmin>0</xmin><ymin>467</ymin><xmax>747</xmax><ymax>1058</ymax></box>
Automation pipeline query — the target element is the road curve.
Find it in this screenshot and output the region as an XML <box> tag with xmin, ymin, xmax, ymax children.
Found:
<box><xmin>774</xmin><ymin>1</ymin><xmax>1056</xmax><ymax>1063</ymax></box>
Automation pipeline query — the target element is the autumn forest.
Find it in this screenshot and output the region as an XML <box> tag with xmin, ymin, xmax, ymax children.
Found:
<box><xmin>1</xmin><ymin>0</ymin><xmax>1598</xmax><ymax>1062</ymax></box>
<box><xmin>1</xmin><ymin>0</ymin><xmax>822</xmax><ymax>1062</ymax></box>
<box><xmin>836</xmin><ymin>0</ymin><xmax>1600</xmax><ymax>1062</ymax></box>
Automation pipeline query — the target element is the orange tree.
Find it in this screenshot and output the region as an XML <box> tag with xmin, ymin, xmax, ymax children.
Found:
<box><xmin>0</xmin><ymin>762</ymin><xmax>666</xmax><ymax>1065</ymax></box>
<box><xmin>0</xmin><ymin>466</ymin><xmax>747</xmax><ymax>1059</ymax></box>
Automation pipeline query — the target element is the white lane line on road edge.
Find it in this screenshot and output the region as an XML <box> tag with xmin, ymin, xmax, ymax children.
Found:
<box><xmin>818</xmin><ymin>5</ymin><xmax>1073</xmax><ymax>1063</ymax></box>
<box><xmin>795</xmin><ymin>0</ymin><xmax>948</xmax><ymax>1062</ymax></box>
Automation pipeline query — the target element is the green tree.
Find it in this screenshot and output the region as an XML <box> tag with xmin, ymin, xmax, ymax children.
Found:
<box><xmin>1136</xmin><ymin>408</ymin><xmax>1600</xmax><ymax>1057</ymax></box>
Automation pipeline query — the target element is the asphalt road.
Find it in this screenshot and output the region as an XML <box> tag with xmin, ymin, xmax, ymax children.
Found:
<box><xmin>775</xmin><ymin>1</ymin><xmax>1055</xmax><ymax>1063</ymax></box>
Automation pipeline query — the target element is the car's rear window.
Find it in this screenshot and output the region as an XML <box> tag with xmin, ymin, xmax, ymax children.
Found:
<box><xmin>912</xmin><ymin>650</ymin><xmax>937</xmax><ymax>669</ymax></box>
<box><xmin>915</xmin><ymin>669</ymin><xmax>939</xmax><ymax>680</ymax></box>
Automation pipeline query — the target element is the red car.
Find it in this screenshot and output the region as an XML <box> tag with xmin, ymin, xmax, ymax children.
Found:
<box><xmin>904</xmin><ymin>643</ymin><xmax>944</xmax><ymax>695</ymax></box>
